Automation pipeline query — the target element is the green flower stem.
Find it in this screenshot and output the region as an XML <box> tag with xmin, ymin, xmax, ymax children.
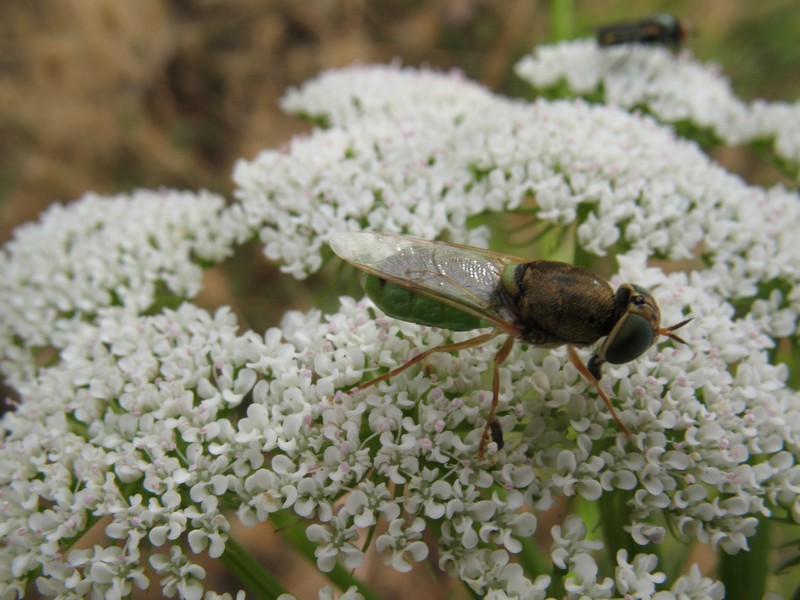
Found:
<box><xmin>550</xmin><ymin>0</ymin><xmax>575</xmax><ymax>42</ymax></box>
<box><xmin>719</xmin><ymin>516</ymin><xmax>771</xmax><ymax>600</ymax></box>
<box><xmin>550</xmin><ymin>565</ymin><xmax>567</xmax><ymax>599</ymax></box>
<box><xmin>221</xmin><ymin>535</ymin><xmax>288</xmax><ymax>599</ymax></box>
<box><xmin>269</xmin><ymin>510</ymin><xmax>383</xmax><ymax>600</ymax></box>
<box><xmin>660</xmin><ymin>535</ymin><xmax>695</xmax><ymax>587</ymax></box>
<box><xmin>518</xmin><ymin>535</ymin><xmax>550</xmax><ymax>578</ymax></box>
<box><xmin>594</xmin><ymin>491</ymin><xmax>642</xmax><ymax>565</ymax></box>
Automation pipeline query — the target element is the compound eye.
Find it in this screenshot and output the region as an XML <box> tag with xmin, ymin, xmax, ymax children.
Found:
<box><xmin>604</xmin><ymin>313</ymin><xmax>655</xmax><ymax>364</ymax></box>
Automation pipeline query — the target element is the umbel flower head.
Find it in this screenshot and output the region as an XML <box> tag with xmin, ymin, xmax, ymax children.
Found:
<box><xmin>2</xmin><ymin>48</ymin><xmax>800</xmax><ymax>598</ymax></box>
<box><xmin>0</xmin><ymin>189</ymin><xmax>233</xmax><ymax>389</ymax></box>
<box><xmin>515</xmin><ymin>39</ymin><xmax>800</xmax><ymax>172</ymax></box>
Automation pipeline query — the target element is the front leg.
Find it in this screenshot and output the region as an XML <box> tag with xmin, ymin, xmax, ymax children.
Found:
<box><xmin>567</xmin><ymin>346</ymin><xmax>632</xmax><ymax>439</ymax></box>
<box><xmin>478</xmin><ymin>335</ymin><xmax>517</xmax><ymax>458</ymax></box>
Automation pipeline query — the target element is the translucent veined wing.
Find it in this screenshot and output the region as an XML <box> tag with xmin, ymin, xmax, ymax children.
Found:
<box><xmin>330</xmin><ymin>231</ymin><xmax>525</xmax><ymax>335</ymax></box>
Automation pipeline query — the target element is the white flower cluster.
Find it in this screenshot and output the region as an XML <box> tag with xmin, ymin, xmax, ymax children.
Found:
<box><xmin>231</xmin><ymin>66</ymin><xmax>500</xmax><ymax>279</ymax></box>
<box><xmin>280</xmin><ymin>61</ymin><xmax>496</xmax><ymax>125</ymax></box>
<box><xmin>550</xmin><ymin>515</ymin><xmax>724</xmax><ymax>599</ymax></box>
<box><xmin>515</xmin><ymin>40</ymin><xmax>800</xmax><ymax>171</ymax></box>
<box><xmin>282</xmin><ymin>587</ymin><xmax>364</xmax><ymax>600</ymax></box>
<box><xmin>3</xmin><ymin>60</ymin><xmax>799</xmax><ymax>597</ymax></box>
<box><xmin>1</xmin><ymin>287</ymin><xmax>743</xmax><ymax>596</ymax></box>
<box><xmin>228</xmin><ymin>63</ymin><xmax>800</xmax><ymax>593</ymax></box>
<box><xmin>235</xmin><ymin>64</ymin><xmax>800</xmax><ymax>333</ymax></box>
<box><xmin>0</xmin><ymin>189</ymin><xmax>231</xmax><ymax>388</ymax></box>
<box><xmin>0</xmin><ymin>304</ymin><xmax>253</xmax><ymax>597</ymax></box>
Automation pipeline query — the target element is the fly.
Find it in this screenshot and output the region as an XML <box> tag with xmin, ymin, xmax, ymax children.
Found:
<box><xmin>596</xmin><ymin>14</ymin><xmax>689</xmax><ymax>48</ymax></box>
<box><xmin>330</xmin><ymin>231</ymin><xmax>691</xmax><ymax>456</ymax></box>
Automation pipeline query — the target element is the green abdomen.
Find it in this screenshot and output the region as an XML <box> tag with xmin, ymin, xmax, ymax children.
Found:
<box><xmin>364</xmin><ymin>276</ymin><xmax>482</xmax><ymax>331</ymax></box>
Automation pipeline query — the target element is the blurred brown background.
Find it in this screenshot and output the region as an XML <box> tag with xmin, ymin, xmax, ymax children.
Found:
<box><xmin>2</xmin><ymin>1</ymin><xmax>799</xmax><ymax>598</ymax></box>
<box><xmin>3</xmin><ymin>0</ymin><xmax>798</xmax><ymax>245</ymax></box>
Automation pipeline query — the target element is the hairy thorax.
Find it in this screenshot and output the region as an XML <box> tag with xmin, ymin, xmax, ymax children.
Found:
<box><xmin>504</xmin><ymin>261</ymin><xmax>618</xmax><ymax>347</ymax></box>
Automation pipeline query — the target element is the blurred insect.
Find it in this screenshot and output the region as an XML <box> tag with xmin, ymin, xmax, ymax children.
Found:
<box><xmin>488</xmin><ymin>420</ymin><xmax>505</xmax><ymax>451</ymax></box>
<box><xmin>596</xmin><ymin>14</ymin><xmax>689</xmax><ymax>49</ymax></box>
<box><xmin>330</xmin><ymin>232</ymin><xmax>691</xmax><ymax>456</ymax></box>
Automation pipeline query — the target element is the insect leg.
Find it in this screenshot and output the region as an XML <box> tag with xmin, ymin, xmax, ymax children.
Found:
<box><xmin>478</xmin><ymin>335</ymin><xmax>517</xmax><ymax>458</ymax></box>
<box><xmin>350</xmin><ymin>330</ymin><xmax>501</xmax><ymax>393</ymax></box>
<box><xmin>567</xmin><ymin>346</ymin><xmax>633</xmax><ymax>439</ymax></box>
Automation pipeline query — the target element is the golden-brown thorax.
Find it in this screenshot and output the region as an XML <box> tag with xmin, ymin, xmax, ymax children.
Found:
<box><xmin>506</xmin><ymin>261</ymin><xmax>617</xmax><ymax>346</ymax></box>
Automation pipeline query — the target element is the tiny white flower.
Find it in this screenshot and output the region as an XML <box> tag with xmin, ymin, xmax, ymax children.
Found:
<box><xmin>306</xmin><ymin>511</ymin><xmax>364</xmax><ymax>573</ymax></box>
<box><xmin>615</xmin><ymin>549</ymin><xmax>666</xmax><ymax>598</ymax></box>
<box><xmin>375</xmin><ymin>517</ymin><xmax>429</xmax><ymax>572</ymax></box>
<box><xmin>668</xmin><ymin>563</ymin><xmax>725</xmax><ymax>599</ymax></box>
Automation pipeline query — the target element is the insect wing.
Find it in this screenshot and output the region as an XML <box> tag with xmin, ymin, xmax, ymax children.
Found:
<box><xmin>597</xmin><ymin>23</ymin><xmax>644</xmax><ymax>46</ymax></box>
<box><xmin>330</xmin><ymin>232</ymin><xmax>523</xmax><ymax>334</ymax></box>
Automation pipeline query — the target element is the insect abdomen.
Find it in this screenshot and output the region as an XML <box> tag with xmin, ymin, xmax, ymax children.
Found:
<box><xmin>364</xmin><ymin>276</ymin><xmax>483</xmax><ymax>331</ymax></box>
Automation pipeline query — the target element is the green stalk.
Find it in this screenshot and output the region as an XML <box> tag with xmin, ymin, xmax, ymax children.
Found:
<box><xmin>719</xmin><ymin>516</ymin><xmax>771</xmax><ymax>600</ymax></box>
<box><xmin>550</xmin><ymin>565</ymin><xmax>567</xmax><ymax>599</ymax></box>
<box><xmin>550</xmin><ymin>0</ymin><xmax>575</xmax><ymax>42</ymax></box>
<box><xmin>220</xmin><ymin>535</ymin><xmax>288</xmax><ymax>599</ymax></box>
<box><xmin>270</xmin><ymin>510</ymin><xmax>383</xmax><ymax>600</ymax></box>
<box><xmin>518</xmin><ymin>536</ymin><xmax>550</xmax><ymax>577</ymax></box>
<box><xmin>594</xmin><ymin>490</ymin><xmax>642</xmax><ymax>565</ymax></box>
